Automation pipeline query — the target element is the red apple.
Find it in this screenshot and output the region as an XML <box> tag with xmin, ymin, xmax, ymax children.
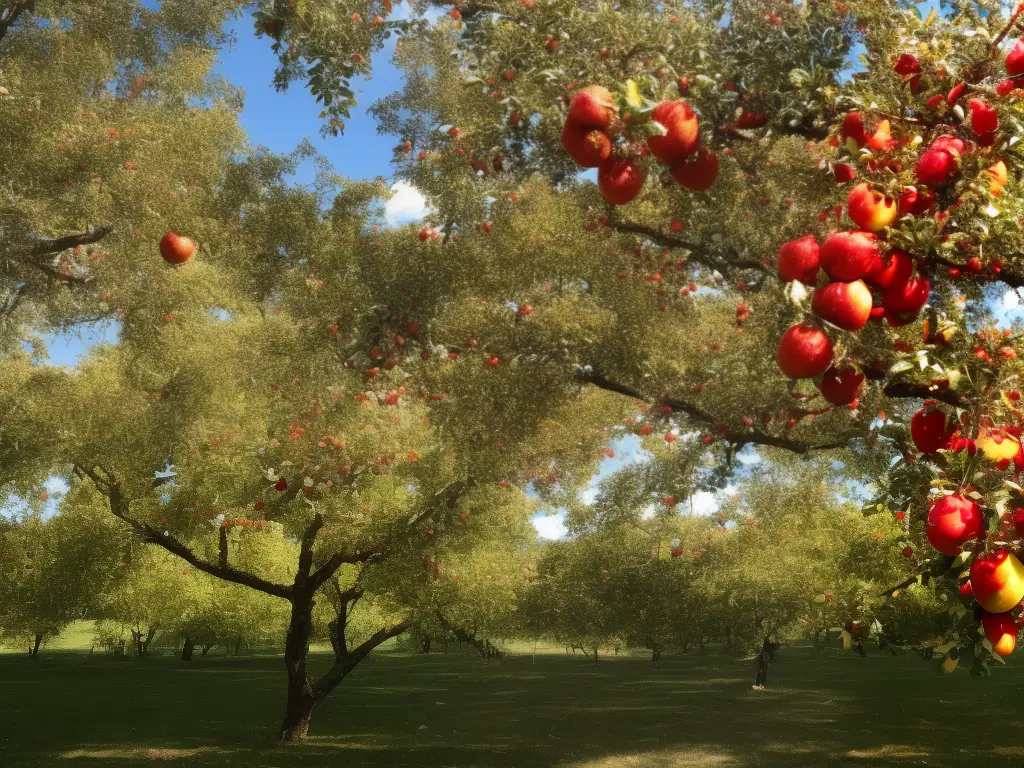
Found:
<box><xmin>898</xmin><ymin>186</ymin><xmax>934</xmax><ymax>216</ymax></box>
<box><xmin>598</xmin><ymin>159</ymin><xmax>645</xmax><ymax>204</ymax></box>
<box><xmin>840</xmin><ymin>111</ymin><xmax>866</xmax><ymax>151</ymax></box>
<box><xmin>833</xmin><ymin>163</ymin><xmax>857</xmax><ymax>183</ymax></box>
<box><xmin>915</xmin><ymin>135</ymin><xmax>965</xmax><ymax>187</ymax></box>
<box><xmin>670</xmin><ymin>148</ymin><xmax>719</xmax><ymax>191</ymax></box>
<box><xmin>925</xmin><ymin>495</ymin><xmax>984</xmax><ymax>555</ymax></box>
<box><xmin>817</xmin><ymin>365</ymin><xmax>865</xmax><ymax>405</ymax></box>
<box><xmin>969</xmin><ymin>98</ymin><xmax>998</xmax><ymax>137</ymax></box>
<box><xmin>160</xmin><ymin>232</ymin><xmax>196</xmax><ymax>265</ymax></box>
<box><xmin>777</xmin><ymin>234</ymin><xmax>820</xmax><ymax>284</ymax></box>
<box><xmin>882</xmin><ymin>274</ymin><xmax>929</xmax><ymax>326</ymax></box>
<box><xmin>1008</xmin><ymin>40</ymin><xmax>1024</xmax><ymax>77</ymax></box>
<box><xmin>981</xmin><ymin>612</ymin><xmax>1017</xmax><ymax>657</ymax></box>
<box><xmin>866</xmin><ymin>120</ymin><xmax>895</xmax><ymax>152</ymax></box>
<box><xmin>647</xmin><ymin>100</ymin><xmax>699</xmax><ymax>164</ymax></box>
<box><xmin>569</xmin><ymin>85</ymin><xmax>616</xmax><ymax>129</ymax></box>
<box><xmin>911</xmin><ymin>406</ymin><xmax>953</xmax><ymax>453</ymax></box>
<box><xmin>847</xmin><ymin>183</ymin><xmax>897</xmax><ymax>232</ymax></box>
<box><xmin>561</xmin><ymin>118</ymin><xmax>612</xmax><ymax>167</ymax></box>
<box><xmin>776</xmin><ymin>323</ymin><xmax>833</xmax><ymax>379</ymax></box>
<box><xmin>894</xmin><ymin>53</ymin><xmax>922</xmax><ymax>92</ymax></box>
<box><xmin>867</xmin><ymin>250</ymin><xmax>914</xmax><ymax>290</ymax></box>
<box><xmin>971</xmin><ymin>550</ymin><xmax>1024</xmax><ymax>614</ymax></box>
<box><xmin>820</xmin><ymin>231</ymin><xmax>882</xmax><ymax>282</ymax></box>
<box><xmin>811</xmin><ymin>280</ymin><xmax>872</xmax><ymax>331</ymax></box>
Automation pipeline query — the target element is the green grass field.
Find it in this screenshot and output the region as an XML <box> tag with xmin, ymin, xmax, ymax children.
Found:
<box><xmin>2</xmin><ymin>641</ymin><xmax>1021</xmax><ymax>768</ymax></box>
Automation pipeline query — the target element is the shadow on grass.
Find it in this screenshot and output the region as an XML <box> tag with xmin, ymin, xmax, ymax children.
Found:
<box><xmin>0</xmin><ymin>647</ymin><xmax>1016</xmax><ymax>767</ymax></box>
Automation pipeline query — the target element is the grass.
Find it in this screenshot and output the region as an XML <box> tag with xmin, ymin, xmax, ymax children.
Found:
<box><xmin>1</xmin><ymin>641</ymin><xmax>1020</xmax><ymax>767</ymax></box>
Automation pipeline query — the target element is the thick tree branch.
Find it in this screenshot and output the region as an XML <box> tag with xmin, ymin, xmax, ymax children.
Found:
<box><xmin>575</xmin><ymin>367</ymin><xmax>850</xmax><ymax>455</ymax></box>
<box><xmin>75</xmin><ymin>463</ymin><xmax>293</xmax><ymax>600</ymax></box>
<box><xmin>878</xmin><ymin>378</ymin><xmax>966</xmax><ymax>409</ymax></box>
<box><xmin>28</xmin><ymin>225</ymin><xmax>113</xmax><ymax>257</ymax></box>
<box><xmin>310</xmin><ymin>619</ymin><xmax>411</xmax><ymax>704</ymax></box>
<box><xmin>307</xmin><ymin>480</ymin><xmax>474</xmax><ymax>593</ymax></box>
<box><xmin>0</xmin><ymin>2</ymin><xmax>33</xmax><ymax>45</ymax></box>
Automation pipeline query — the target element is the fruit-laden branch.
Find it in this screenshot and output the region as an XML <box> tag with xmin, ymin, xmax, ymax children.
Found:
<box><xmin>607</xmin><ymin>221</ymin><xmax>770</xmax><ymax>277</ymax></box>
<box><xmin>0</xmin><ymin>2</ymin><xmax>34</xmax><ymax>45</ymax></box>
<box><xmin>28</xmin><ymin>225</ymin><xmax>113</xmax><ymax>256</ymax></box>
<box><xmin>74</xmin><ymin>463</ymin><xmax>294</xmax><ymax>600</ymax></box>
<box><xmin>921</xmin><ymin>247</ymin><xmax>1024</xmax><ymax>290</ymax></box>
<box><xmin>575</xmin><ymin>367</ymin><xmax>850</xmax><ymax>455</ymax></box>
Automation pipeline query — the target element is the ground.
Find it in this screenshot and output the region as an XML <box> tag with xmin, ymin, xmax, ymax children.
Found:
<box><xmin>1</xmin><ymin>640</ymin><xmax>1019</xmax><ymax>767</ymax></box>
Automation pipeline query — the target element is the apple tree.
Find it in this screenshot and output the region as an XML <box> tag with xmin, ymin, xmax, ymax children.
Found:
<box><xmin>0</xmin><ymin>490</ymin><xmax>124</xmax><ymax>655</ymax></box>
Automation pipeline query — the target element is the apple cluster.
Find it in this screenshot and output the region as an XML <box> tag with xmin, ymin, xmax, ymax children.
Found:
<box><xmin>904</xmin><ymin>404</ymin><xmax>1024</xmax><ymax>656</ymax></box>
<box><xmin>773</xmin><ymin>43</ymin><xmax>1019</xmax><ymax>405</ymax></box>
<box><xmin>561</xmin><ymin>85</ymin><xmax>719</xmax><ymax>206</ymax></box>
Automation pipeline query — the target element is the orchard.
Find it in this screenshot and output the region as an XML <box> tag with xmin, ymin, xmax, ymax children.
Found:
<box><xmin>6</xmin><ymin>0</ymin><xmax>1024</xmax><ymax>763</ymax></box>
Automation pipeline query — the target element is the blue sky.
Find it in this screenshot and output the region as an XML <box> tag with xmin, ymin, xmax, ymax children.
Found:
<box><xmin>41</xmin><ymin>9</ymin><xmax>426</xmax><ymax>369</ymax></box>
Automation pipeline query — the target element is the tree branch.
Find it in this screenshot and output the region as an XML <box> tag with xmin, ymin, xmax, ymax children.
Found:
<box><xmin>75</xmin><ymin>463</ymin><xmax>293</xmax><ymax>600</ymax></box>
<box><xmin>576</xmin><ymin>367</ymin><xmax>850</xmax><ymax>455</ymax></box>
<box><xmin>607</xmin><ymin>221</ymin><xmax>769</xmax><ymax>276</ymax></box>
<box><xmin>307</xmin><ymin>480</ymin><xmax>474</xmax><ymax>593</ymax></box>
<box><xmin>28</xmin><ymin>225</ymin><xmax>113</xmax><ymax>257</ymax></box>
<box><xmin>310</xmin><ymin>619</ymin><xmax>411</xmax><ymax>704</ymax></box>
<box><xmin>0</xmin><ymin>2</ymin><xmax>34</xmax><ymax>45</ymax></box>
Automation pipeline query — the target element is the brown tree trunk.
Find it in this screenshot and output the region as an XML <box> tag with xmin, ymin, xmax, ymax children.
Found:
<box><xmin>181</xmin><ymin>636</ymin><xmax>195</xmax><ymax>662</ymax></box>
<box><xmin>280</xmin><ymin>593</ymin><xmax>316</xmax><ymax>742</ymax></box>
<box><xmin>201</xmin><ymin>644</ymin><xmax>213</xmax><ymax>656</ymax></box>
<box><xmin>29</xmin><ymin>633</ymin><xmax>42</xmax><ymax>658</ymax></box>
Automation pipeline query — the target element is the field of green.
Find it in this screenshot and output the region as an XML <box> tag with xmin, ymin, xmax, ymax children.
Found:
<box><xmin>2</xmin><ymin>635</ymin><xmax>1022</xmax><ymax>768</ymax></box>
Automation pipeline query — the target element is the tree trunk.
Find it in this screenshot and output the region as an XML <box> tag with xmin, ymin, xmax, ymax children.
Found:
<box><xmin>651</xmin><ymin>643</ymin><xmax>661</xmax><ymax>663</ymax></box>
<box><xmin>280</xmin><ymin>593</ymin><xmax>316</xmax><ymax>742</ymax></box>
<box><xmin>181</xmin><ymin>636</ymin><xmax>195</xmax><ymax>662</ymax></box>
<box><xmin>201</xmin><ymin>644</ymin><xmax>213</xmax><ymax>656</ymax></box>
<box><xmin>141</xmin><ymin>627</ymin><xmax>156</xmax><ymax>657</ymax></box>
<box><xmin>421</xmin><ymin>636</ymin><xmax>431</xmax><ymax>654</ymax></box>
<box><xmin>234</xmin><ymin>635</ymin><xmax>243</xmax><ymax>656</ymax></box>
<box><xmin>29</xmin><ymin>633</ymin><xmax>42</xmax><ymax>658</ymax></box>
<box><xmin>754</xmin><ymin>636</ymin><xmax>770</xmax><ymax>688</ymax></box>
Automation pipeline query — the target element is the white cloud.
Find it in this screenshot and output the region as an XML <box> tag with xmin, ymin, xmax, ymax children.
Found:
<box><xmin>689</xmin><ymin>490</ymin><xmax>719</xmax><ymax>516</ymax></box>
<box><xmin>44</xmin><ymin>477</ymin><xmax>69</xmax><ymax>495</ymax></box>
<box><xmin>532</xmin><ymin>512</ymin><xmax>568</xmax><ymax>540</ymax></box>
<box><xmin>578</xmin><ymin>487</ymin><xmax>599</xmax><ymax>506</ymax></box>
<box><xmin>385</xmin><ymin>181</ymin><xmax>430</xmax><ymax>227</ymax></box>
<box><xmin>736</xmin><ymin>445</ymin><xmax>762</xmax><ymax>465</ymax></box>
